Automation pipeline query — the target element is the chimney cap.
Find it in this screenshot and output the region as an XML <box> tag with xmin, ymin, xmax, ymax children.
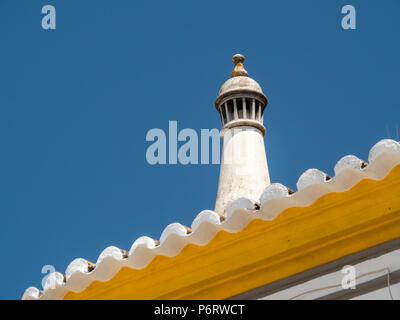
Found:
<box><xmin>215</xmin><ymin>54</ymin><xmax>267</xmax><ymax>108</ymax></box>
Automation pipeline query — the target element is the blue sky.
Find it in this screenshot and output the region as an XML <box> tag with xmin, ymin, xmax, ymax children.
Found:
<box><xmin>0</xmin><ymin>0</ymin><xmax>399</xmax><ymax>299</ymax></box>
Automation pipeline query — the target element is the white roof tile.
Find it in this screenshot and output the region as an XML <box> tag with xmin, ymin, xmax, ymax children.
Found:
<box><xmin>22</xmin><ymin>139</ymin><xmax>400</xmax><ymax>300</ymax></box>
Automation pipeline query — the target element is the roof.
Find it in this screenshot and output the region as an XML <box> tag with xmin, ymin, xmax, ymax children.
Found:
<box><xmin>22</xmin><ymin>139</ymin><xmax>400</xmax><ymax>300</ymax></box>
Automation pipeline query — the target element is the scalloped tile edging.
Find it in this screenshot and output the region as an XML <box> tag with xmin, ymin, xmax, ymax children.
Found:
<box><xmin>22</xmin><ymin>139</ymin><xmax>400</xmax><ymax>300</ymax></box>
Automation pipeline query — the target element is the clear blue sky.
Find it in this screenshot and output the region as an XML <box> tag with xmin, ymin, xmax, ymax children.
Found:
<box><xmin>1</xmin><ymin>0</ymin><xmax>399</xmax><ymax>299</ymax></box>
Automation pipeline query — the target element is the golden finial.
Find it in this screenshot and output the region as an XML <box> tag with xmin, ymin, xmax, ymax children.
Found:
<box><xmin>230</xmin><ymin>54</ymin><xmax>248</xmax><ymax>78</ymax></box>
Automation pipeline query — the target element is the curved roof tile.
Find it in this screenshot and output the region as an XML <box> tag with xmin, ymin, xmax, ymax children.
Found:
<box><xmin>22</xmin><ymin>139</ymin><xmax>400</xmax><ymax>300</ymax></box>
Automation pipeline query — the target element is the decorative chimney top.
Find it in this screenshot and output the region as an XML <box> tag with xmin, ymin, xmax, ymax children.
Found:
<box><xmin>214</xmin><ymin>54</ymin><xmax>268</xmax><ymax>135</ymax></box>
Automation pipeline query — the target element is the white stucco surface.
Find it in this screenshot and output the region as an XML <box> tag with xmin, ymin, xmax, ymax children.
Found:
<box><xmin>351</xmin><ymin>282</ymin><xmax>400</xmax><ymax>300</ymax></box>
<box><xmin>259</xmin><ymin>249</ymin><xmax>400</xmax><ymax>300</ymax></box>
<box><xmin>214</xmin><ymin>126</ymin><xmax>270</xmax><ymax>214</ymax></box>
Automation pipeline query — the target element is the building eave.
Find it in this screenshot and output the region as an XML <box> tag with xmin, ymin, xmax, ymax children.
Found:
<box><xmin>22</xmin><ymin>139</ymin><xmax>400</xmax><ymax>300</ymax></box>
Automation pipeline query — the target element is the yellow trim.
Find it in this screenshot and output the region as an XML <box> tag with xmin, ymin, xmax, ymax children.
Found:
<box><xmin>65</xmin><ymin>165</ymin><xmax>400</xmax><ymax>300</ymax></box>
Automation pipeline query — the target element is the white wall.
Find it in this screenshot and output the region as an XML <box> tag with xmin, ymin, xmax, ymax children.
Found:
<box><xmin>259</xmin><ymin>249</ymin><xmax>400</xmax><ymax>300</ymax></box>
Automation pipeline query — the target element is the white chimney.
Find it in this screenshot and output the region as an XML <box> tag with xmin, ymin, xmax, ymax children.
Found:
<box><xmin>214</xmin><ymin>54</ymin><xmax>271</xmax><ymax>214</ymax></box>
